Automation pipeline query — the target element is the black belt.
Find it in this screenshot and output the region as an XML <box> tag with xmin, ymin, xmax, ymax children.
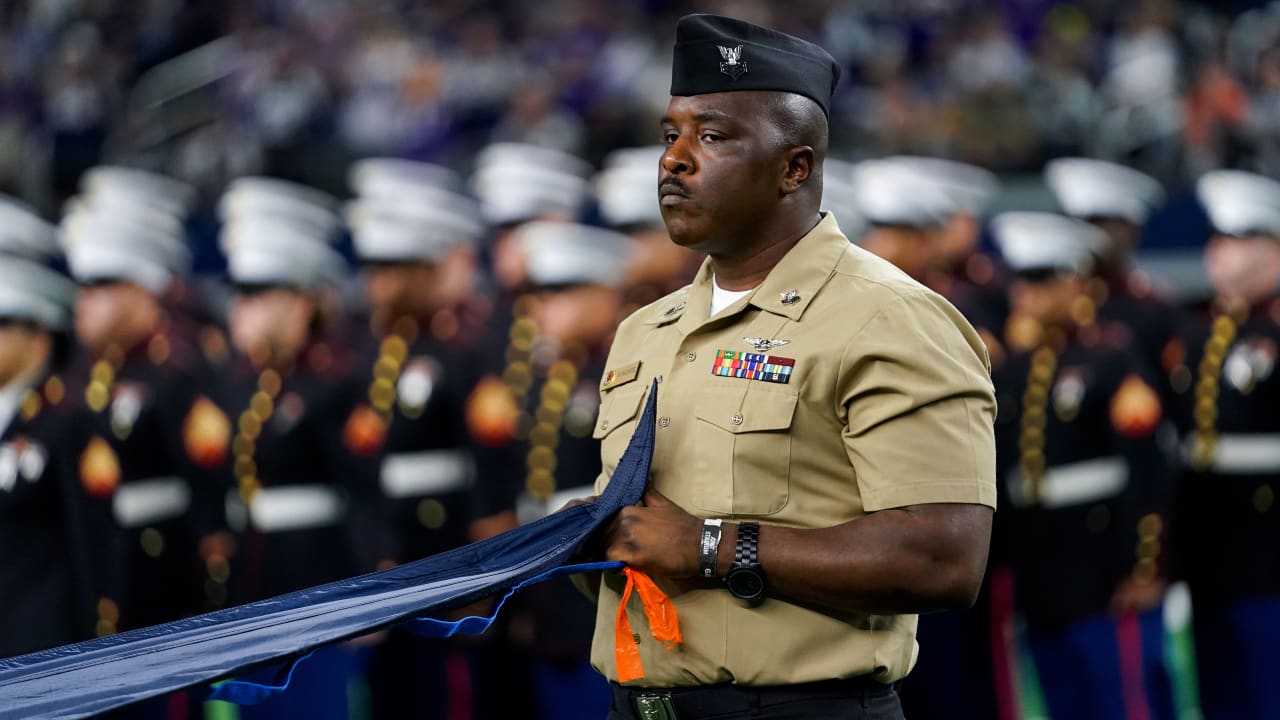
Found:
<box><xmin>611</xmin><ymin>676</ymin><xmax>897</xmax><ymax>719</ymax></box>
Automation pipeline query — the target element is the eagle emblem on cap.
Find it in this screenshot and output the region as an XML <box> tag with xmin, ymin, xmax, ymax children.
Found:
<box><xmin>718</xmin><ymin>44</ymin><xmax>747</xmax><ymax>80</ymax></box>
<box><xmin>744</xmin><ymin>337</ymin><xmax>789</xmax><ymax>352</ymax></box>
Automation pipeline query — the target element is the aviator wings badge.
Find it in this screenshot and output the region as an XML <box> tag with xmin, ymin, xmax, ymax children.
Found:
<box><xmin>718</xmin><ymin>44</ymin><xmax>747</xmax><ymax>80</ymax></box>
<box><xmin>744</xmin><ymin>337</ymin><xmax>790</xmax><ymax>353</ymax></box>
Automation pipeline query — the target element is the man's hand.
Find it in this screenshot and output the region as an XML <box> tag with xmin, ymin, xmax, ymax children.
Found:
<box><xmin>602</xmin><ymin>489</ymin><xmax>702</xmax><ymax>578</ymax></box>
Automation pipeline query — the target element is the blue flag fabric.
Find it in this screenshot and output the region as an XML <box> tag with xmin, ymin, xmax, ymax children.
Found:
<box><xmin>0</xmin><ymin>382</ymin><xmax>656</xmax><ymax>720</ymax></box>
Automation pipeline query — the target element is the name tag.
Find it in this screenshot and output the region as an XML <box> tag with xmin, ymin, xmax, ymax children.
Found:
<box><xmin>602</xmin><ymin>361</ymin><xmax>641</xmax><ymax>391</ymax></box>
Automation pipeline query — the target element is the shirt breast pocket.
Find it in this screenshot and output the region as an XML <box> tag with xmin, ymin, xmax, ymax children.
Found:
<box><xmin>693</xmin><ymin>388</ymin><xmax>798</xmax><ymax>516</ymax></box>
<box><xmin>593</xmin><ymin>384</ymin><xmax>647</xmax><ymax>468</ymax></box>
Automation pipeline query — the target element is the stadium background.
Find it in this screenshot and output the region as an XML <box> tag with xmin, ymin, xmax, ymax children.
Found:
<box><xmin>2</xmin><ymin>0</ymin><xmax>1277</xmax><ymax>283</ymax></box>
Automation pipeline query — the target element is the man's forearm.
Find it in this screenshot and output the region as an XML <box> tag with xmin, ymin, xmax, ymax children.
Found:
<box><xmin>719</xmin><ymin>504</ymin><xmax>992</xmax><ymax>615</ymax></box>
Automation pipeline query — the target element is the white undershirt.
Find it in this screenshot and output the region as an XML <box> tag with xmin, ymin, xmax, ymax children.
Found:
<box><xmin>710</xmin><ymin>276</ymin><xmax>756</xmax><ymax>317</ymax></box>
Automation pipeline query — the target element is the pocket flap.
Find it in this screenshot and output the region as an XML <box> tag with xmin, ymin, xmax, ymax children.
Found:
<box><xmin>696</xmin><ymin>390</ymin><xmax>798</xmax><ymax>433</ymax></box>
<box><xmin>592</xmin><ymin>385</ymin><xmax>646</xmax><ymax>439</ymax></box>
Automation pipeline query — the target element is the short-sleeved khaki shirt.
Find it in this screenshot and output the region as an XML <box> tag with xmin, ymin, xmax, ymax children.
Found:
<box><xmin>589</xmin><ymin>212</ymin><xmax>997</xmax><ymax>687</ymax></box>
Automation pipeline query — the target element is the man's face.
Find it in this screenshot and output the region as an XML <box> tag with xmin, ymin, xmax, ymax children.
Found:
<box><xmin>658</xmin><ymin>92</ymin><xmax>788</xmax><ymax>254</ymax></box>
<box><xmin>75</xmin><ymin>282</ymin><xmax>152</xmax><ymax>353</ymax></box>
<box><xmin>1010</xmin><ymin>272</ymin><xmax>1083</xmax><ymax>327</ymax></box>
<box><xmin>0</xmin><ymin>322</ymin><xmax>42</xmax><ymax>386</ymax></box>
<box><xmin>533</xmin><ymin>285</ymin><xmax>621</xmax><ymax>347</ymax></box>
<box><xmin>1205</xmin><ymin>234</ymin><xmax>1280</xmax><ymax>303</ymax></box>
<box><xmin>860</xmin><ymin>224</ymin><xmax>935</xmax><ymax>279</ymax></box>
<box><xmin>363</xmin><ymin>262</ymin><xmax>438</xmax><ymax>318</ymax></box>
<box><xmin>1088</xmin><ymin>217</ymin><xmax>1140</xmax><ymax>266</ymax></box>
<box><xmin>229</xmin><ymin>288</ymin><xmax>314</xmax><ymax>365</ymax></box>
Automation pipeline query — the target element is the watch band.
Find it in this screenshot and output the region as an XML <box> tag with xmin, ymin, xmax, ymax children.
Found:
<box><xmin>735</xmin><ymin>521</ymin><xmax>760</xmax><ymax>569</ymax></box>
<box><xmin>699</xmin><ymin>518</ymin><xmax>723</xmax><ymax>578</ymax></box>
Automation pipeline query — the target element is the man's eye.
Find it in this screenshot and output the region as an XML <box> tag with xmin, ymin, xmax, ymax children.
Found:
<box><xmin>701</xmin><ymin>133</ymin><xmax>722</xmax><ymax>143</ymax></box>
<box><xmin>662</xmin><ymin>132</ymin><xmax>678</xmax><ymax>144</ymax></box>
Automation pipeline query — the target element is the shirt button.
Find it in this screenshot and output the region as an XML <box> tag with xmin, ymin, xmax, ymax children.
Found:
<box><xmin>686</xmin><ymin>352</ymin><xmax>697</xmax><ymax>363</ymax></box>
<box><xmin>659</xmin><ymin>416</ymin><xmax>671</xmax><ymax>428</ymax></box>
<box><xmin>600</xmin><ymin>420</ymin><xmax>609</xmax><ymax>431</ymax></box>
<box><xmin>730</xmin><ymin>414</ymin><xmax>743</xmax><ymax>426</ymax></box>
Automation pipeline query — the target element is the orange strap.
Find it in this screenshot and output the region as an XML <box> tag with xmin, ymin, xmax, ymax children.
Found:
<box><xmin>614</xmin><ymin>567</ymin><xmax>683</xmax><ymax>683</ymax></box>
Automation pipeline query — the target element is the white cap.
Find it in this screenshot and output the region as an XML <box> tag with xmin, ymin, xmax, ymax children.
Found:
<box><xmin>1045</xmin><ymin>158</ymin><xmax>1164</xmax><ymax>225</ymax></box>
<box><xmin>595</xmin><ymin>147</ymin><xmax>662</xmax><ymax>228</ymax></box>
<box><xmin>64</xmin><ymin>193</ymin><xmax>187</xmax><ymax>247</ymax></box>
<box><xmin>852</xmin><ymin>159</ymin><xmax>953</xmax><ymax>227</ymax></box>
<box><xmin>222</xmin><ymin>218</ymin><xmax>346</xmax><ymax>289</ymax></box>
<box><xmin>218</xmin><ymin>177</ymin><xmax>340</xmax><ymax>239</ymax></box>
<box><xmin>888</xmin><ymin>156</ymin><xmax>999</xmax><ymax>215</ymax></box>
<box><xmin>473</xmin><ymin>164</ymin><xmax>591</xmax><ymax>226</ymax></box>
<box><xmin>603</xmin><ymin>146</ymin><xmax>665</xmax><ymax>170</ymax></box>
<box><xmin>475</xmin><ymin>143</ymin><xmax>594</xmax><ymax>178</ymax></box>
<box><xmin>80</xmin><ymin>166</ymin><xmax>196</xmax><ymax>218</ymax></box>
<box><xmin>820</xmin><ymin>158</ymin><xmax>866</xmax><ymax>237</ymax></box>
<box><xmin>472</xmin><ymin>143</ymin><xmax>593</xmax><ymax>226</ymax></box>
<box><xmin>991</xmin><ymin>212</ymin><xmax>1104</xmax><ymax>273</ymax></box>
<box><xmin>514</xmin><ymin>221</ymin><xmax>632</xmax><ymax>287</ymax></box>
<box><xmin>347</xmin><ymin>195</ymin><xmax>483</xmax><ymax>263</ymax></box>
<box><xmin>60</xmin><ymin>207</ymin><xmax>191</xmax><ymax>293</ymax></box>
<box><xmin>1196</xmin><ymin>170</ymin><xmax>1280</xmax><ymax>239</ymax></box>
<box><xmin>0</xmin><ymin>195</ymin><xmax>58</xmax><ymax>260</ymax></box>
<box><xmin>348</xmin><ymin>158</ymin><xmax>461</xmax><ymax>198</ymax></box>
<box><xmin>0</xmin><ymin>256</ymin><xmax>75</xmax><ymax>330</ymax></box>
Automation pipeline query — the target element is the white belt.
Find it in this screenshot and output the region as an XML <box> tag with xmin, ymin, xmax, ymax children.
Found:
<box><xmin>1008</xmin><ymin>455</ymin><xmax>1128</xmax><ymax>509</ymax></box>
<box><xmin>226</xmin><ymin>485</ymin><xmax>346</xmax><ymax>533</ymax></box>
<box><xmin>113</xmin><ymin>477</ymin><xmax>191</xmax><ymax>528</ymax></box>
<box><xmin>1186</xmin><ymin>433</ymin><xmax>1280</xmax><ymax>474</ymax></box>
<box><xmin>380</xmin><ymin>449</ymin><xmax>474</xmax><ymax>499</ymax></box>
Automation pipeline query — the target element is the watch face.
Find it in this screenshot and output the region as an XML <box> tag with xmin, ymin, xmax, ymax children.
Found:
<box><xmin>727</xmin><ymin>567</ymin><xmax>765</xmax><ymax>600</ymax></box>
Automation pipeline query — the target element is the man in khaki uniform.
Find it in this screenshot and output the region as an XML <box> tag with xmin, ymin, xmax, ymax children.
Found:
<box><xmin>579</xmin><ymin>14</ymin><xmax>997</xmax><ymax>720</ymax></box>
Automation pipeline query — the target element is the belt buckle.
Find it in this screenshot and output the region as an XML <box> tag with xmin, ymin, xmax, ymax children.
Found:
<box><xmin>633</xmin><ymin>692</ymin><xmax>679</xmax><ymax>720</ymax></box>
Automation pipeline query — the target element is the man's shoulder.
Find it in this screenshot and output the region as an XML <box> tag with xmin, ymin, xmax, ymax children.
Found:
<box><xmin>827</xmin><ymin>243</ymin><xmax>957</xmax><ymax>318</ymax></box>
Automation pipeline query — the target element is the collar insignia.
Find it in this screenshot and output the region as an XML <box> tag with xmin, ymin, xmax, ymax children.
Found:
<box><xmin>780</xmin><ymin>289</ymin><xmax>800</xmax><ymax>305</ymax></box>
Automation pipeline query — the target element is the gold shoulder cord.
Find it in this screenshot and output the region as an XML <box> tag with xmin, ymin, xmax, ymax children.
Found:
<box><xmin>1018</xmin><ymin>345</ymin><xmax>1058</xmax><ymax>506</ymax></box>
<box><xmin>1189</xmin><ymin>314</ymin><xmax>1237</xmax><ymax>471</ymax></box>
<box><xmin>369</xmin><ymin>317</ymin><xmax>418</xmax><ymax>425</ymax></box>
<box><xmin>232</xmin><ymin>368</ymin><xmax>282</xmax><ymax>505</ymax></box>
<box><xmin>501</xmin><ymin>295</ymin><xmax>539</xmax><ymax>415</ymax></box>
<box><xmin>84</xmin><ymin>345</ymin><xmax>125</xmax><ymax>414</ymax></box>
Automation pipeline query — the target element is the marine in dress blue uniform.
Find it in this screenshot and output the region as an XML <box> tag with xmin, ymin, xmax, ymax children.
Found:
<box><xmin>1167</xmin><ymin>170</ymin><xmax>1280</xmax><ymax>719</ymax></box>
<box><xmin>61</xmin><ymin>185</ymin><xmax>230</xmax><ymax>635</ymax></box>
<box><xmin>344</xmin><ymin>159</ymin><xmax>523</xmax><ymax>720</ymax></box>
<box><xmin>0</xmin><ymin>219</ymin><xmax>106</xmax><ymax>658</ymax></box>
<box><xmin>1046</xmin><ymin>158</ymin><xmax>1183</xmax><ymax>402</ymax></box>
<box><xmin>504</xmin><ymin>220</ymin><xmax>635</xmax><ymax>720</ymax></box>
<box><xmin>990</xmin><ymin>212</ymin><xmax>1176</xmax><ymax>720</ymax></box>
<box><xmin>215</xmin><ymin>177</ymin><xmax>380</xmax><ymax>720</ymax></box>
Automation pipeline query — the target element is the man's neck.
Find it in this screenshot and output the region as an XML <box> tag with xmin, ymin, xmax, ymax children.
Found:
<box><xmin>707</xmin><ymin>212</ymin><xmax>822</xmax><ymax>291</ymax></box>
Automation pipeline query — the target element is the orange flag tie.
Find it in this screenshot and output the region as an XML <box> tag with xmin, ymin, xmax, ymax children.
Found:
<box><xmin>614</xmin><ymin>567</ymin><xmax>683</xmax><ymax>683</ymax></box>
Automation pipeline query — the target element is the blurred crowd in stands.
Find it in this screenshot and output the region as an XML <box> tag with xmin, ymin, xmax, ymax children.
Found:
<box><xmin>1</xmin><ymin>0</ymin><xmax>1279</xmax><ymax>218</ymax></box>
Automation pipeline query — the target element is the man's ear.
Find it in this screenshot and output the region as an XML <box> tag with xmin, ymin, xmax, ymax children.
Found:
<box><xmin>780</xmin><ymin>146</ymin><xmax>815</xmax><ymax>195</ymax></box>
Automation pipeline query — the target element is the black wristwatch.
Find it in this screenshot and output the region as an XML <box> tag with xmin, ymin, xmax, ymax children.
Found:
<box><xmin>725</xmin><ymin>521</ymin><xmax>766</xmax><ymax>607</ymax></box>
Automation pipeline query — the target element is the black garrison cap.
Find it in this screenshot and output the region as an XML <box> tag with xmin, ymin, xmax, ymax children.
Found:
<box><xmin>670</xmin><ymin>14</ymin><xmax>841</xmax><ymax>117</ymax></box>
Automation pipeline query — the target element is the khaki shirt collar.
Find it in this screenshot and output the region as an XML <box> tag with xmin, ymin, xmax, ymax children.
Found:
<box><xmin>646</xmin><ymin>212</ymin><xmax>848</xmax><ymax>333</ymax></box>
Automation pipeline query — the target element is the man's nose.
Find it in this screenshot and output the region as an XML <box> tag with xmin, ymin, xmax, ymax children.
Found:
<box><xmin>661</xmin><ymin>139</ymin><xmax>692</xmax><ymax>176</ymax></box>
